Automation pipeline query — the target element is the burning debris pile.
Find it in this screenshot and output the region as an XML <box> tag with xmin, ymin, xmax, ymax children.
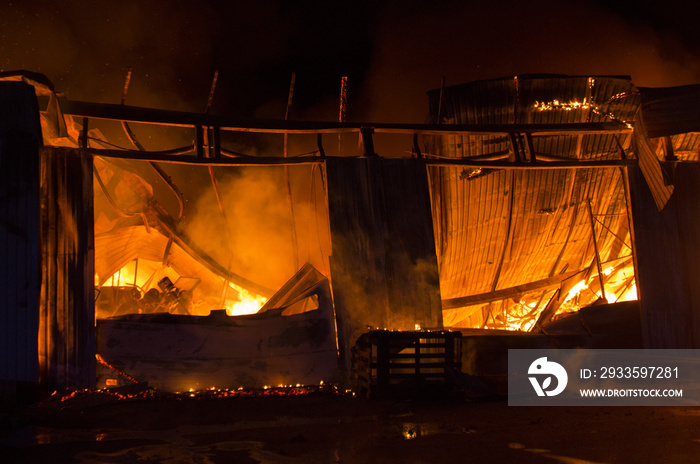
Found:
<box><xmin>96</xmin><ymin>262</ymin><xmax>340</xmax><ymax>392</ymax></box>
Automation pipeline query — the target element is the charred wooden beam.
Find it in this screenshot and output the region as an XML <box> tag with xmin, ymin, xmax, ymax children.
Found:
<box><xmin>425</xmin><ymin>158</ymin><xmax>635</xmax><ymax>169</ymax></box>
<box><xmin>614</xmin><ymin>135</ymin><xmax>628</xmax><ymax>160</ymax></box>
<box><xmin>212</xmin><ymin>126</ymin><xmax>221</xmax><ymax>159</ymax></box>
<box><xmin>202</xmin><ymin>126</ymin><xmax>216</xmax><ymax>158</ymax></box>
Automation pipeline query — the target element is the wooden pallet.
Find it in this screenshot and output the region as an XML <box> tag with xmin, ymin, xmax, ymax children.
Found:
<box><xmin>351</xmin><ymin>330</ymin><xmax>462</xmax><ymax>398</ymax></box>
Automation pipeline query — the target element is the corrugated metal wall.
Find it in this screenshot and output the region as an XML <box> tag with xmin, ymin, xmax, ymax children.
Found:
<box><xmin>0</xmin><ymin>82</ymin><xmax>41</xmax><ymax>385</ymax></box>
<box><xmin>325</xmin><ymin>158</ymin><xmax>442</xmax><ymax>370</ymax></box>
<box><xmin>627</xmin><ymin>163</ymin><xmax>700</xmax><ymax>348</ymax></box>
<box><xmin>39</xmin><ymin>147</ymin><xmax>95</xmax><ymax>389</ymax></box>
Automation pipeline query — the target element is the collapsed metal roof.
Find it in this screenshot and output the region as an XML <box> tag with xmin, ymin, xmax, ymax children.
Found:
<box><xmin>424</xmin><ymin>75</ymin><xmax>643</xmax><ymax>330</ymax></box>
<box><xmin>6</xmin><ymin>70</ymin><xmax>699</xmax><ymax>334</ymax></box>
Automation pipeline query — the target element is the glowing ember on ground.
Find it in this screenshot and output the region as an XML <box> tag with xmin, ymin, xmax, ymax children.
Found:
<box><xmin>47</xmin><ymin>383</ymin><xmax>340</xmax><ymax>405</ymax></box>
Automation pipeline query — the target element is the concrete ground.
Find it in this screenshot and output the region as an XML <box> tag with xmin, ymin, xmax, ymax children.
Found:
<box><xmin>1</xmin><ymin>388</ymin><xmax>700</xmax><ymax>464</ymax></box>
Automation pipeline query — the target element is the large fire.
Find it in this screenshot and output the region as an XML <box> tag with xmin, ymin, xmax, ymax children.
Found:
<box><xmin>452</xmin><ymin>260</ymin><xmax>638</xmax><ymax>332</ymax></box>
<box><xmin>97</xmin><ymin>260</ymin><xmax>268</xmax><ymax>318</ymax></box>
<box><xmin>504</xmin><ymin>302</ymin><xmax>539</xmax><ymax>332</ymax></box>
<box><xmin>224</xmin><ymin>283</ymin><xmax>267</xmax><ymax>316</ymax></box>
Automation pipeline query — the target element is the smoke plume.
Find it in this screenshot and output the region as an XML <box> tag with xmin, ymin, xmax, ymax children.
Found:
<box><xmin>357</xmin><ymin>0</ymin><xmax>700</xmax><ymax>124</ymax></box>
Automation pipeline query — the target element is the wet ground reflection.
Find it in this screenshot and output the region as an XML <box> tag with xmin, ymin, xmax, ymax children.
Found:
<box><xmin>3</xmin><ymin>393</ymin><xmax>700</xmax><ymax>463</ymax></box>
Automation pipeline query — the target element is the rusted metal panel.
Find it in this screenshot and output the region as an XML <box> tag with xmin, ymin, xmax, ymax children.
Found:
<box><xmin>39</xmin><ymin>147</ymin><xmax>95</xmax><ymax>388</ymax></box>
<box><xmin>380</xmin><ymin>159</ymin><xmax>442</xmax><ymax>330</ymax></box>
<box><xmin>0</xmin><ymin>82</ymin><xmax>41</xmax><ymax>383</ymax></box>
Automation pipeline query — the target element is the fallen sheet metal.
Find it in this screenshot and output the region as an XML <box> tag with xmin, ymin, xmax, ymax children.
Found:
<box><xmin>96</xmin><ymin>272</ymin><xmax>339</xmax><ymax>392</ymax></box>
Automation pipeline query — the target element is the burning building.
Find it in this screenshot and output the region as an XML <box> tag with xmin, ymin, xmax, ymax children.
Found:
<box><xmin>1</xmin><ymin>71</ymin><xmax>699</xmax><ymax>399</ymax></box>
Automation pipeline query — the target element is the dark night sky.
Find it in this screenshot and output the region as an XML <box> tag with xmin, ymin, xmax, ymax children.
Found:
<box><xmin>2</xmin><ymin>0</ymin><xmax>699</xmax><ymax>124</ymax></box>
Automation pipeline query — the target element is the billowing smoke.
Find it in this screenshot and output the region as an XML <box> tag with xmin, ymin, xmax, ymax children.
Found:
<box><xmin>1</xmin><ymin>1</ymin><xmax>222</xmax><ymax>110</ymax></box>
<box><xmin>3</xmin><ymin>0</ymin><xmax>697</xmax><ymax>125</ymax></box>
<box><xmin>357</xmin><ymin>0</ymin><xmax>700</xmax><ymax>124</ymax></box>
<box><xmin>0</xmin><ymin>0</ymin><xmax>375</xmax><ymax>119</ymax></box>
<box><xmin>181</xmin><ymin>163</ymin><xmax>330</xmax><ymax>294</ymax></box>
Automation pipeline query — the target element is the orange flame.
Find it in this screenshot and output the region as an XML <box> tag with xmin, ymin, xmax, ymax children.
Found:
<box><xmin>225</xmin><ymin>283</ymin><xmax>267</xmax><ymax>316</ymax></box>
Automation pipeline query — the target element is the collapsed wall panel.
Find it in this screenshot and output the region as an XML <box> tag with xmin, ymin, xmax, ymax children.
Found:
<box><xmin>97</xmin><ymin>303</ymin><xmax>339</xmax><ymax>391</ymax></box>
<box><xmin>39</xmin><ymin>147</ymin><xmax>95</xmax><ymax>388</ymax></box>
<box><xmin>96</xmin><ymin>263</ymin><xmax>340</xmax><ymax>391</ymax></box>
<box><xmin>325</xmin><ymin>158</ymin><xmax>443</xmax><ymax>372</ymax></box>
